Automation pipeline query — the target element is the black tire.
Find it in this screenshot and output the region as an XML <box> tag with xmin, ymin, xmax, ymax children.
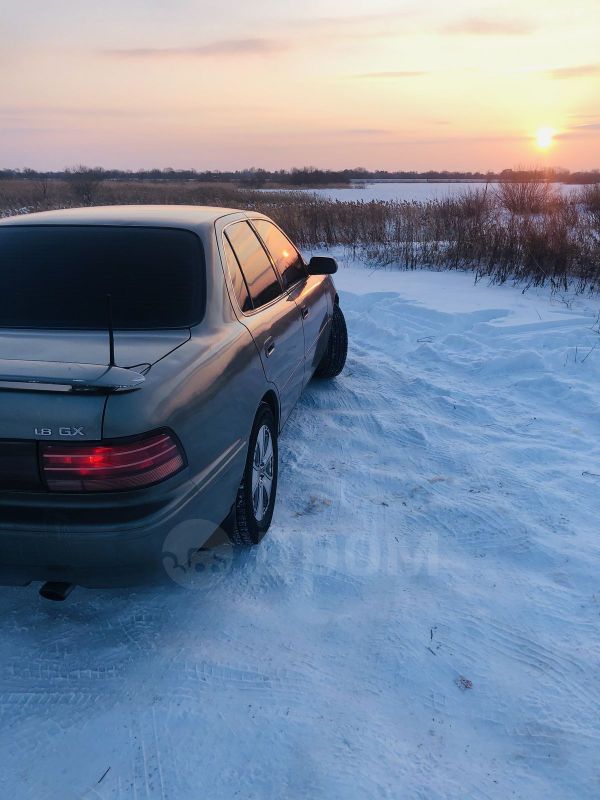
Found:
<box><xmin>314</xmin><ymin>303</ymin><xmax>348</xmax><ymax>379</ymax></box>
<box><xmin>227</xmin><ymin>403</ymin><xmax>278</xmax><ymax>546</ymax></box>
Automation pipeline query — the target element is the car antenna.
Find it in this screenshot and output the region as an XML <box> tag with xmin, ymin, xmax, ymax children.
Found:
<box><xmin>106</xmin><ymin>293</ymin><xmax>116</xmax><ymax>368</ymax></box>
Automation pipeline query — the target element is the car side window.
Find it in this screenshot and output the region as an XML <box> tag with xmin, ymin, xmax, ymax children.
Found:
<box><xmin>225</xmin><ymin>221</ymin><xmax>282</xmax><ymax>310</ymax></box>
<box><xmin>252</xmin><ymin>220</ymin><xmax>306</xmax><ymax>290</ymax></box>
<box><xmin>223</xmin><ymin>234</ymin><xmax>252</xmax><ymax>312</ymax></box>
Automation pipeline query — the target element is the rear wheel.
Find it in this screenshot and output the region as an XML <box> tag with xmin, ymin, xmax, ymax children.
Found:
<box><xmin>314</xmin><ymin>303</ymin><xmax>348</xmax><ymax>379</ymax></box>
<box><xmin>227</xmin><ymin>403</ymin><xmax>278</xmax><ymax>546</ymax></box>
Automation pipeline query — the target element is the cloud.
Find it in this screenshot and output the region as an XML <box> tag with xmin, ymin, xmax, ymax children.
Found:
<box><xmin>568</xmin><ymin>112</ymin><xmax>600</xmax><ymax>120</ymax></box>
<box><xmin>102</xmin><ymin>38</ymin><xmax>282</xmax><ymax>58</ymax></box>
<box><xmin>556</xmin><ymin>124</ymin><xmax>600</xmax><ymax>141</ymax></box>
<box><xmin>339</xmin><ymin>128</ymin><xmax>389</xmax><ymax>136</ymax></box>
<box><xmin>295</xmin><ymin>10</ymin><xmax>416</xmax><ymax>33</ymax></box>
<box><xmin>0</xmin><ymin>105</ymin><xmax>157</xmax><ymax>118</ymax></box>
<box><xmin>290</xmin><ymin>128</ymin><xmax>390</xmax><ymax>140</ymax></box>
<box><xmin>548</xmin><ymin>63</ymin><xmax>600</xmax><ymax>79</ymax></box>
<box><xmin>288</xmin><ymin>9</ymin><xmax>426</xmax><ymax>42</ymax></box>
<box><xmin>355</xmin><ymin>70</ymin><xmax>429</xmax><ymax>79</ymax></box>
<box><xmin>442</xmin><ymin>17</ymin><xmax>535</xmax><ymax>35</ymax></box>
<box><xmin>302</xmin><ymin>10</ymin><xmax>410</xmax><ymax>27</ymax></box>
<box><xmin>0</xmin><ymin>104</ymin><xmax>272</xmax><ymax>124</ymax></box>
<box><xmin>0</xmin><ymin>127</ymin><xmax>59</xmax><ymax>135</ymax></box>
<box><xmin>402</xmin><ymin>133</ymin><xmax>527</xmax><ymax>145</ymax></box>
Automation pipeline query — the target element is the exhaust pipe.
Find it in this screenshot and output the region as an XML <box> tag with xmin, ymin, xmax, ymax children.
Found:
<box><xmin>39</xmin><ymin>581</ymin><xmax>75</xmax><ymax>602</ymax></box>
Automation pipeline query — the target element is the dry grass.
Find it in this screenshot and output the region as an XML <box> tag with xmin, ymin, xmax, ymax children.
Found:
<box><xmin>1</xmin><ymin>177</ymin><xmax>599</xmax><ymax>293</ymax></box>
<box><xmin>495</xmin><ymin>179</ymin><xmax>559</xmax><ymax>214</ymax></box>
<box><xmin>579</xmin><ymin>183</ymin><xmax>600</xmax><ymax>228</ymax></box>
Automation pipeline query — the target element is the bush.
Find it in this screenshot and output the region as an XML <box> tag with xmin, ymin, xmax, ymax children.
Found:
<box><xmin>496</xmin><ymin>179</ymin><xmax>558</xmax><ymax>214</ymax></box>
<box><xmin>579</xmin><ymin>184</ymin><xmax>600</xmax><ymax>229</ymax></box>
<box><xmin>64</xmin><ymin>166</ymin><xmax>105</xmax><ymax>205</ymax></box>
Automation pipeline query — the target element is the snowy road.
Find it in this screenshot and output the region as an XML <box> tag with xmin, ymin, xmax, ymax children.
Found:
<box><xmin>1</xmin><ymin>267</ymin><xmax>599</xmax><ymax>799</ymax></box>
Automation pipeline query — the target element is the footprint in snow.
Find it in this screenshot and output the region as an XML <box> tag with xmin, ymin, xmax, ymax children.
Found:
<box><xmin>455</xmin><ymin>675</ymin><xmax>473</xmax><ymax>691</ymax></box>
<box><xmin>294</xmin><ymin>496</ymin><xmax>332</xmax><ymax>516</ymax></box>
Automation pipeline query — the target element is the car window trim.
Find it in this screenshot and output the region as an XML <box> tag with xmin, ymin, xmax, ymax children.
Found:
<box><xmin>222</xmin><ymin>221</ymin><xmax>285</xmax><ymax>317</ymax></box>
<box><xmin>223</xmin><ymin>230</ymin><xmax>254</xmax><ymax>313</ymax></box>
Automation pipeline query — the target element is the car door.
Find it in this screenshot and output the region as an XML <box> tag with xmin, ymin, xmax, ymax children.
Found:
<box><xmin>223</xmin><ymin>220</ymin><xmax>305</xmax><ymax>426</ymax></box>
<box><xmin>251</xmin><ymin>219</ymin><xmax>331</xmax><ymax>382</ymax></box>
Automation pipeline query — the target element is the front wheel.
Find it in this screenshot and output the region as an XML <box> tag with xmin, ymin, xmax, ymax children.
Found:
<box><xmin>227</xmin><ymin>403</ymin><xmax>278</xmax><ymax>546</ymax></box>
<box><xmin>314</xmin><ymin>303</ymin><xmax>348</xmax><ymax>379</ymax></box>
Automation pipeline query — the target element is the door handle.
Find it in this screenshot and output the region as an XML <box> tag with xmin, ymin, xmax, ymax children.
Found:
<box><xmin>301</xmin><ymin>305</ymin><xmax>309</xmax><ymax>320</ymax></box>
<box><xmin>265</xmin><ymin>338</ymin><xmax>276</xmax><ymax>358</ymax></box>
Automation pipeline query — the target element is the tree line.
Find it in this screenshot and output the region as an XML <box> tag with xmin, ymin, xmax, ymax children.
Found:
<box><xmin>1</xmin><ymin>165</ymin><xmax>598</xmax><ymax>188</ymax></box>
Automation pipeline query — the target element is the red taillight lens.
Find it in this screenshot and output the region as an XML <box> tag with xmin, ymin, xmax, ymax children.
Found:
<box><xmin>41</xmin><ymin>430</ymin><xmax>185</xmax><ymax>492</ymax></box>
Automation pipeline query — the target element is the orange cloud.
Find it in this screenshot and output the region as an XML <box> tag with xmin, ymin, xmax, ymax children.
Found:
<box><xmin>102</xmin><ymin>38</ymin><xmax>282</xmax><ymax>58</ymax></box>
<box><xmin>549</xmin><ymin>63</ymin><xmax>600</xmax><ymax>79</ymax></box>
<box><xmin>441</xmin><ymin>17</ymin><xmax>535</xmax><ymax>35</ymax></box>
<box><xmin>355</xmin><ymin>71</ymin><xmax>429</xmax><ymax>79</ymax></box>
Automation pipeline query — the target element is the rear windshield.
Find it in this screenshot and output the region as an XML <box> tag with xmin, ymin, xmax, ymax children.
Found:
<box><xmin>0</xmin><ymin>225</ymin><xmax>205</xmax><ymax>329</ymax></box>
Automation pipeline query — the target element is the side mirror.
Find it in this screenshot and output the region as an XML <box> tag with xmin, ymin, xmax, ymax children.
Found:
<box><xmin>307</xmin><ymin>256</ymin><xmax>338</xmax><ymax>275</ymax></box>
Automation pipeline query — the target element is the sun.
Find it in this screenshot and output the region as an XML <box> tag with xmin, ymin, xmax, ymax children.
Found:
<box><xmin>535</xmin><ymin>127</ymin><xmax>555</xmax><ymax>150</ymax></box>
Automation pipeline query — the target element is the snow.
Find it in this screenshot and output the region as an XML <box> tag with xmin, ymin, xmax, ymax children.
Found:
<box><xmin>312</xmin><ymin>181</ymin><xmax>494</xmax><ymax>202</ymax></box>
<box><xmin>266</xmin><ymin>181</ymin><xmax>585</xmax><ymax>203</ymax></box>
<box><xmin>1</xmin><ymin>264</ymin><xmax>599</xmax><ymax>799</ymax></box>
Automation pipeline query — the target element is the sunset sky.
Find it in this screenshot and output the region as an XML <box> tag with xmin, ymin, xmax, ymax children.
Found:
<box><xmin>1</xmin><ymin>0</ymin><xmax>599</xmax><ymax>171</ymax></box>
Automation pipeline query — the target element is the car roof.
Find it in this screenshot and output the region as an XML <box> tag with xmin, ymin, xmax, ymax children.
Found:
<box><xmin>0</xmin><ymin>205</ymin><xmax>249</xmax><ymax>231</ymax></box>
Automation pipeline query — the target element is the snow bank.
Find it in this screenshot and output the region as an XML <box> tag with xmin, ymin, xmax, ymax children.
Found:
<box><xmin>0</xmin><ymin>266</ymin><xmax>598</xmax><ymax>799</ymax></box>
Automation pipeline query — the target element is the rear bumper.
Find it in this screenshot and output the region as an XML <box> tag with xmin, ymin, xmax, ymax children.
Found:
<box><xmin>0</xmin><ymin>469</ymin><xmax>231</xmax><ymax>588</ymax></box>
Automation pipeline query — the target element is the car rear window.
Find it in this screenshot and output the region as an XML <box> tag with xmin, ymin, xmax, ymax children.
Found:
<box><xmin>0</xmin><ymin>225</ymin><xmax>205</xmax><ymax>329</ymax></box>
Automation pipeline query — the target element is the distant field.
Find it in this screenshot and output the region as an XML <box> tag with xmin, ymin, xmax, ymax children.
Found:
<box><xmin>1</xmin><ymin>177</ymin><xmax>599</xmax><ymax>293</ymax></box>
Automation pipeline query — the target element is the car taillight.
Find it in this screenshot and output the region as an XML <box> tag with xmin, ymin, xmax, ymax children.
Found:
<box><xmin>41</xmin><ymin>430</ymin><xmax>185</xmax><ymax>492</ymax></box>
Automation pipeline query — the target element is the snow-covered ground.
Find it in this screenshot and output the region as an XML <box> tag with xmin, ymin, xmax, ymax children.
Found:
<box><xmin>265</xmin><ymin>181</ymin><xmax>585</xmax><ymax>203</ymax></box>
<box><xmin>1</xmin><ymin>265</ymin><xmax>599</xmax><ymax>799</ymax></box>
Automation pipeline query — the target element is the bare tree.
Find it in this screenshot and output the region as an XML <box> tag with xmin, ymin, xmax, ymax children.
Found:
<box><xmin>239</xmin><ymin>168</ymin><xmax>268</xmax><ymax>189</ymax></box>
<box><xmin>23</xmin><ymin>168</ymin><xmax>50</xmax><ymax>204</ymax></box>
<box><xmin>65</xmin><ymin>165</ymin><xmax>105</xmax><ymax>205</ymax></box>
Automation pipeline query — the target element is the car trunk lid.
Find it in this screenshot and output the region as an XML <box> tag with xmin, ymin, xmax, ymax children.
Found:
<box><xmin>0</xmin><ymin>329</ymin><xmax>189</xmax><ymax>442</ymax></box>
